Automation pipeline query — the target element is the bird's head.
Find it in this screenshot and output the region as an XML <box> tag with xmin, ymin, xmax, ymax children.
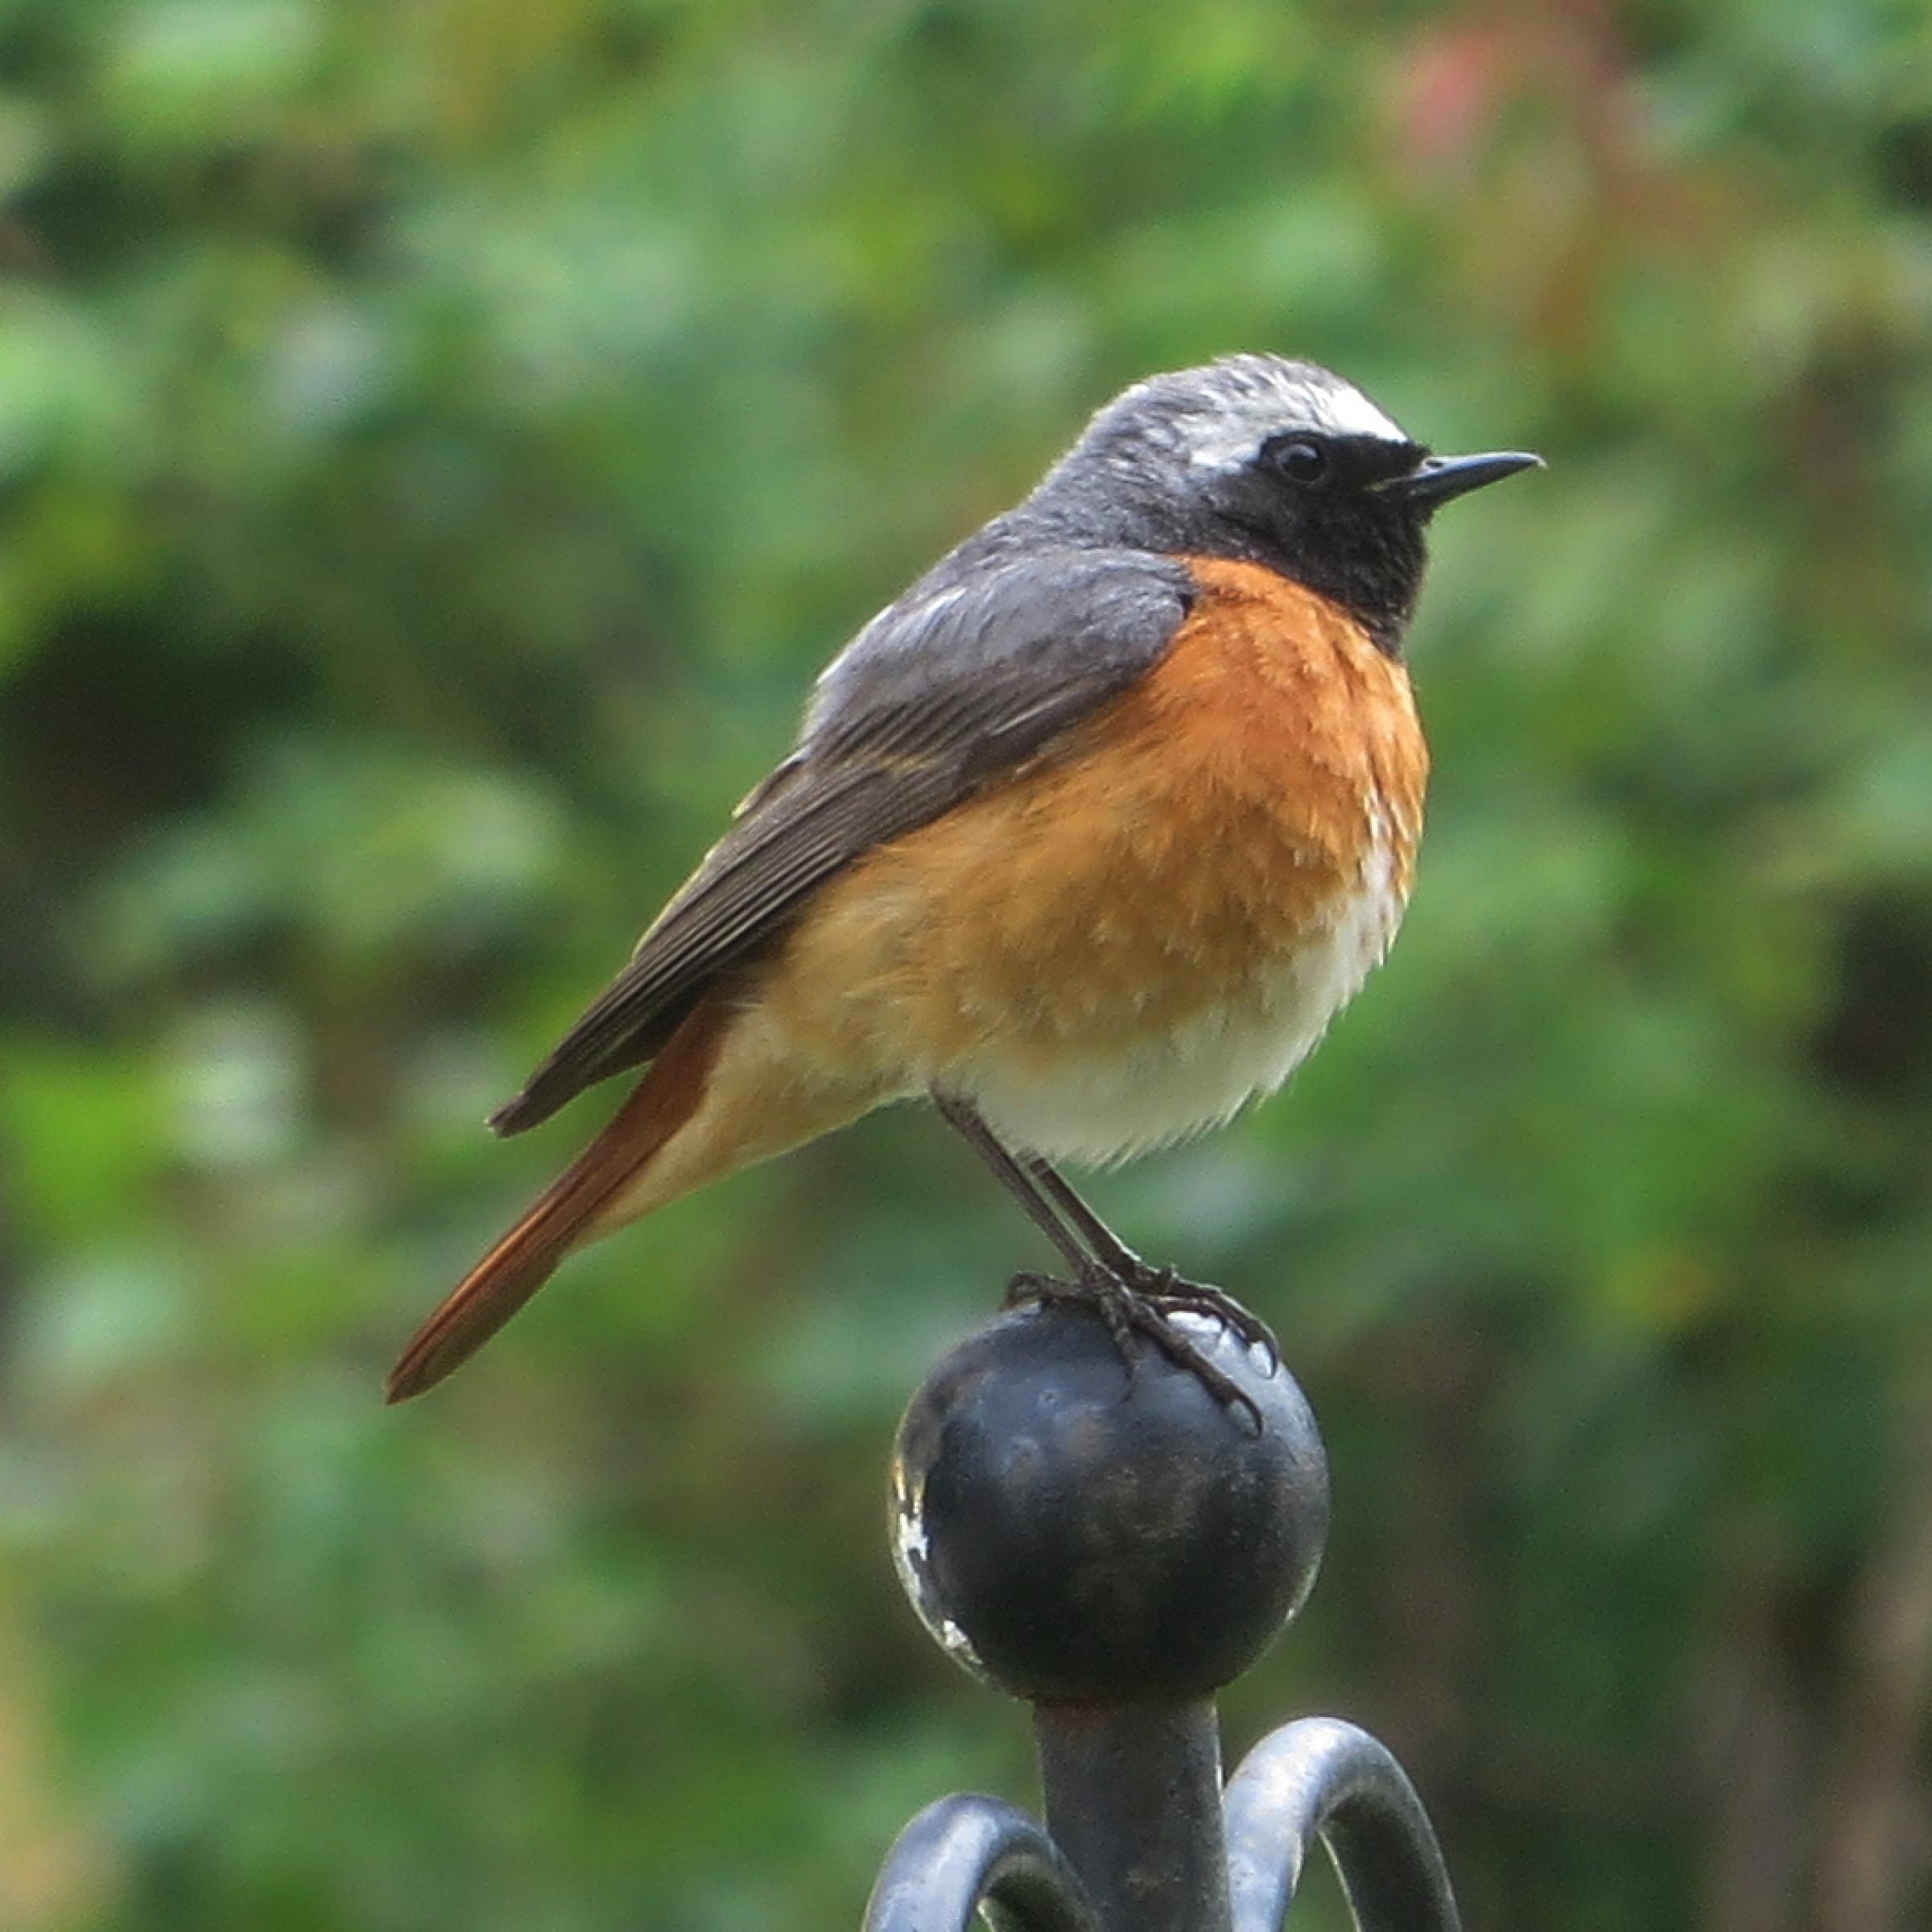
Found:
<box><xmin>1022</xmin><ymin>353</ymin><xmax>1542</xmax><ymax>654</ymax></box>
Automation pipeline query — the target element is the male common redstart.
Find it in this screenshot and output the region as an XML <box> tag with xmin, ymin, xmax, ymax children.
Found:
<box><xmin>386</xmin><ymin>355</ymin><xmax>1539</xmax><ymax>1411</ymax></box>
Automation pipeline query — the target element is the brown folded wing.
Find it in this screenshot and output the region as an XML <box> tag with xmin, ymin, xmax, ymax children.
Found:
<box><xmin>489</xmin><ymin>550</ymin><xmax>1195</xmax><ymax>1134</ymax></box>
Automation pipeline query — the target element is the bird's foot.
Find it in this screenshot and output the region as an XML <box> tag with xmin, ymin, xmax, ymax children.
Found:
<box><xmin>1004</xmin><ymin>1262</ymin><xmax>1265</xmax><ymax>1433</ymax></box>
<box><xmin>1111</xmin><ymin>1260</ymin><xmax>1281</xmax><ymax>1371</ymax></box>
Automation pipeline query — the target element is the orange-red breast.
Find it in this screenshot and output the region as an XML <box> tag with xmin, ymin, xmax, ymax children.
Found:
<box><xmin>386</xmin><ymin>355</ymin><xmax>1539</xmax><ymax>1407</ymax></box>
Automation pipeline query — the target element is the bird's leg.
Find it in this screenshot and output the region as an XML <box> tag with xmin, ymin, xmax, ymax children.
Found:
<box><xmin>931</xmin><ymin>1092</ymin><xmax>1094</xmax><ymax>1278</ymax></box>
<box><xmin>934</xmin><ymin>1094</ymin><xmax>1266</xmax><ymax>1424</ymax></box>
<box><xmin>1022</xmin><ymin>1151</ymin><xmax>1280</xmax><ymax>1368</ymax></box>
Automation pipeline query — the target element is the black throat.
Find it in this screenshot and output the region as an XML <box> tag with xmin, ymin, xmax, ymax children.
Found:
<box><xmin>1237</xmin><ymin>502</ymin><xmax>1427</xmax><ymax>657</ymax></box>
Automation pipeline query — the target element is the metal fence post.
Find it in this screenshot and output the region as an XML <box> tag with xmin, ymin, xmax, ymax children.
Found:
<box><xmin>861</xmin><ymin>1303</ymin><xmax>1463</xmax><ymax>1932</ymax></box>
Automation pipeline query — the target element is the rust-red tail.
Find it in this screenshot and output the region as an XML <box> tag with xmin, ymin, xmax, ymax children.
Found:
<box><xmin>385</xmin><ymin>998</ymin><xmax>731</xmax><ymax>1403</ymax></box>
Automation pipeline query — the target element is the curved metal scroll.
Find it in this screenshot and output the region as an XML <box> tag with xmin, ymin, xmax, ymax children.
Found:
<box><xmin>864</xmin><ymin>1793</ymin><xmax>1100</xmax><ymax>1932</ymax></box>
<box><xmin>1223</xmin><ymin>1718</ymin><xmax>1462</xmax><ymax>1932</ymax></box>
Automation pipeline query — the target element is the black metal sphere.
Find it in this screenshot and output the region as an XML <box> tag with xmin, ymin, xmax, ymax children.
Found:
<box><xmin>890</xmin><ymin>1302</ymin><xmax>1328</xmax><ymax>1703</ymax></box>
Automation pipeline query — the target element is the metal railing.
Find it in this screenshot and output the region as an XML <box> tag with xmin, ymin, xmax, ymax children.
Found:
<box><xmin>863</xmin><ymin>1305</ymin><xmax>1460</xmax><ymax>1932</ymax></box>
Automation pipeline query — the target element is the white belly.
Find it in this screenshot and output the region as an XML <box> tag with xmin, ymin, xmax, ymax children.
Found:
<box><xmin>954</xmin><ymin>861</ymin><xmax>1407</xmax><ymax>1166</ymax></box>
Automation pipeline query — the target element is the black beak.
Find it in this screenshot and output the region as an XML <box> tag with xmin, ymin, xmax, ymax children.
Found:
<box><xmin>1386</xmin><ymin>449</ymin><xmax>1543</xmax><ymax>508</ymax></box>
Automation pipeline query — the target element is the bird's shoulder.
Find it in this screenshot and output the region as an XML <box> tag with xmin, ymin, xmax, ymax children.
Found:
<box><xmin>800</xmin><ymin>539</ymin><xmax>1199</xmax><ymax>758</ymax></box>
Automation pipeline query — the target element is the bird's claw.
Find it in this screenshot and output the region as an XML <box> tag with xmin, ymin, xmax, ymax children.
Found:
<box><xmin>1118</xmin><ymin>1264</ymin><xmax>1281</xmax><ymax>1371</ymax></box>
<box><xmin>1004</xmin><ymin>1264</ymin><xmax>1267</xmax><ymax>1433</ymax></box>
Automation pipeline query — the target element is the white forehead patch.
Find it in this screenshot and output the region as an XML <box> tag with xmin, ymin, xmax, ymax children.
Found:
<box><xmin>1168</xmin><ymin>361</ymin><xmax>1408</xmax><ymax>473</ymax></box>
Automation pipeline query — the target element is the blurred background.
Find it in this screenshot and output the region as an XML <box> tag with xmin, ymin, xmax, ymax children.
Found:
<box><xmin>2</xmin><ymin>1</ymin><xmax>1930</xmax><ymax>1927</ymax></box>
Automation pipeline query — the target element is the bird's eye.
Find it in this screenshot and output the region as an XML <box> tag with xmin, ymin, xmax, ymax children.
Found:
<box><xmin>1269</xmin><ymin>438</ymin><xmax>1329</xmax><ymax>484</ymax></box>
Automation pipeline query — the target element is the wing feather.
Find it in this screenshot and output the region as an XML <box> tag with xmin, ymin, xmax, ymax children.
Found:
<box><xmin>489</xmin><ymin>549</ymin><xmax>1193</xmax><ymax>1133</ymax></box>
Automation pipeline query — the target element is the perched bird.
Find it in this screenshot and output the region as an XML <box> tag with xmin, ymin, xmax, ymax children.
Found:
<box><xmin>387</xmin><ymin>355</ymin><xmax>1538</xmax><ymax>1411</ymax></box>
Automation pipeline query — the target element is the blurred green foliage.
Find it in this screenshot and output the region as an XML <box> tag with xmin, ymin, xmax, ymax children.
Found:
<box><xmin>2</xmin><ymin>1</ymin><xmax>1930</xmax><ymax>1927</ymax></box>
